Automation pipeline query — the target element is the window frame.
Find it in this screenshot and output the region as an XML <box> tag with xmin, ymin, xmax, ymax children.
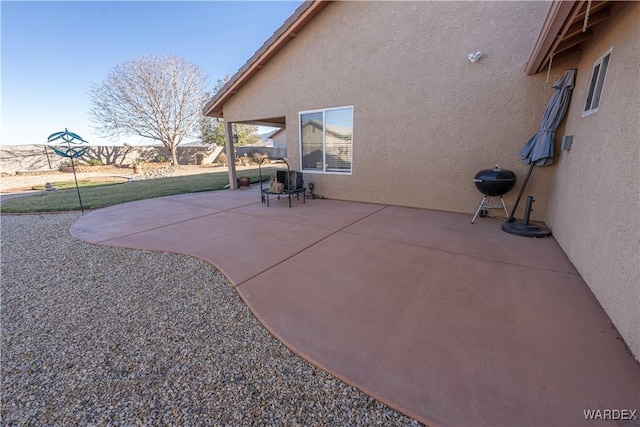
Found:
<box><xmin>299</xmin><ymin>105</ymin><xmax>354</xmax><ymax>175</ymax></box>
<box><xmin>583</xmin><ymin>48</ymin><xmax>612</xmax><ymax>117</ymax></box>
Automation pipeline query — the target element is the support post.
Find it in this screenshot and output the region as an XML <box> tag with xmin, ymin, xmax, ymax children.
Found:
<box><xmin>224</xmin><ymin>121</ymin><xmax>238</xmax><ymax>189</ymax></box>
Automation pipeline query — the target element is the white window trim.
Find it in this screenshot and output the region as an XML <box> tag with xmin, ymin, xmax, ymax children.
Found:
<box><xmin>299</xmin><ymin>105</ymin><xmax>354</xmax><ymax>175</ymax></box>
<box><xmin>583</xmin><ymin>47</ymin><xmax>613</xmax><ymax>117</ymax></box>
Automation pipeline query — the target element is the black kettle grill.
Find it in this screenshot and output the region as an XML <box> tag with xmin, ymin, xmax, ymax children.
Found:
<box><xmin>471</xmin><ymin>165</ymin><xmax>517</xmax><ymax>223</ymax></box>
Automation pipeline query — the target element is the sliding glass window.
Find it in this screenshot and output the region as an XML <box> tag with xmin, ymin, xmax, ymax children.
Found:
<box><xmin>583</xmin><ymin>49</ymin><xmax>612</xmax><ymax>116</ymax></box>
<box><xmin>299</xmin><ymin>106</ymin><xmax>353</xmax><ymax>174</ymax></box>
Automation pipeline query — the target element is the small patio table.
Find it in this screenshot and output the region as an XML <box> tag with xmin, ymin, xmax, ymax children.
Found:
<box><xmin>259</xmin><ymin>157</ymin><xmax>306</xmax><ymax>207</ymax></box>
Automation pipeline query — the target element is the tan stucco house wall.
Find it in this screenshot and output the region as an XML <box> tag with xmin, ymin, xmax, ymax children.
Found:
<box><xmin>270</xmin><ymin>128</ymin><xmax>287</xmax><ymax>158</ymax></box>
<box><xmin>220</xmin><ymin>1</ymin><xmax>558</xmax><ymax>220</ymax></box>
<box><xmin>545</xmin><ymin>2</ymin><xmax>640</xmax><ymax>360</ymax></box>
<box><xmin>205</xmin><ymin>0</ymin><xmax>639</xmax><ymax>361</ymax></box>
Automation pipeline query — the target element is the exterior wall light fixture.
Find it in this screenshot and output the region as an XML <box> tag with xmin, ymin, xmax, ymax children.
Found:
<box><xmin>468</xmin><ymin>51</ymin><xmax>483</xmax><ymax>63</ymax></box>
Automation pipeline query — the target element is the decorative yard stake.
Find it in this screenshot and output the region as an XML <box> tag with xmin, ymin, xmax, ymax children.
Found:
<box><xmin>47</xmin><ymin>129</ymin><xmax>89</xmax><ymax>213</ymax></box>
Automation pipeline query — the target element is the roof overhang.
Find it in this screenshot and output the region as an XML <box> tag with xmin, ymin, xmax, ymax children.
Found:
<box><xmin>203</xmin><ymin>1</ymin><xmax>330</xmax><ymax>118</ymax></box>
<box><xmin>236</xmin><ymin>117</ymin><xmax>286</xmax><ymax>128</ymax></box>
<box><xmin>526</xmin><ymin>0</ymin><xmax>614</xmax><ymax>75</ymax></box>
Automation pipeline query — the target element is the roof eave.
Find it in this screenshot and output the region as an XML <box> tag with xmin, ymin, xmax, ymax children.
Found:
<box><xmin>525</xmin><ymin>0</ymin><xmax>577</xmax><ymax>75</ymax></box>
<box><xmin>203</xmin><ymin>0</ymin><xmax>331</xmax><ymax>118</ymax></box>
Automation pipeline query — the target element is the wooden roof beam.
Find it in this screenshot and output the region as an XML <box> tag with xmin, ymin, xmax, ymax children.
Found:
<box><xmin>536</xmin><ymin>1</ymin><xmax>611</xmax><ymax>73</ymax></box>
<box><xmin>573</xmin><ymin>1</ymin><xmax>609</xmax><ymax>22</ymax></box>
<box><xmin>535</xmin><ymin>1</ymin><xmax>585</xmax><ymax>73</ymax></box>
<box><xmin>562</xmin><ymin>8</ymin><xmax>610</xmax><ymax>40</ymax></box>
<box><xmin>554</xmin><ymin>31</ymin><xmax>592</xmax><ymax>55</ymax></box>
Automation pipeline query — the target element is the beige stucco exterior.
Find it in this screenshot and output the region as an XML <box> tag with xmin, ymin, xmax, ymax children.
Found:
<box><xmin>545</xmin><ymin>2</ymin><xmax>640</xmax><ymax>360</ymax></box>
<box><xmin>210</xmin><ymin>0</ymin><xmax>639</xmax><ymax>361</ymax></box>
<box><xmin>270</xmin><ymin>128</ymin><xmax>287</xmax><ymax>158</ymax></box>
<box><xmin>221</xmin><ymin>1</ymin><xmax>561</xmax><ymax>220</ymax></box>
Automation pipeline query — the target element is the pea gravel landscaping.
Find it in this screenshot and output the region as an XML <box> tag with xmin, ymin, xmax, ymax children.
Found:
<box><xmin>1</xmin><ymin>213</ymin><xmax>422</xmax><ymax>426</ymax></box>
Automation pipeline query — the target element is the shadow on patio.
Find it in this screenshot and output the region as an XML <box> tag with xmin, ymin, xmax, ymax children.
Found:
<box><xmin>71</xmin><ymin>187</ymin><xmax>640</xmax><ymax>427</ymax></box>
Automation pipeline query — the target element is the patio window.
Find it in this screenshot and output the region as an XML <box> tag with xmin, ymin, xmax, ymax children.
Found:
<box><xmin>299</xmin><ymin>106</ymin><xmax>353</xmax><ymax>174</ymax></box>
<box><xmin>583</xmin><ymin>49</ymin><xmax>612</xmax><ymax>117</ymax></box>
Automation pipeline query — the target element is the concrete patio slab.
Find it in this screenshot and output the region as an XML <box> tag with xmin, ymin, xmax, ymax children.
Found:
<box><xmin>71</xmin><ymin>198</ymin><xmax>220</xmax><ymax>244</ymax></box>
<box><xmin>344</xmin><ymin>206</ymin><xmax>577</xmax><ymax>273</ymax></box>
<box><xmin>239</xmin><ymin>231</ymin><xmax>639</xmax><ymax>426</ymax></box>
<box><xmin>165</xmin><ymin>188</ymin><xmax>263</xmax><ymax>211</ymax></box>
<box><xmin>99</xmin><ymin>210</ymin><xmax>335</xmax><ymax>285</ymax></box>
<box><xmin>70</xmin><ymin>189</ymin><xmax>640</xmax><ymax>427</ymax></box>
<box><xmin>230</xmin><ymin>197</ymin><xmax>386</xmax><ymax>230</ymax></box>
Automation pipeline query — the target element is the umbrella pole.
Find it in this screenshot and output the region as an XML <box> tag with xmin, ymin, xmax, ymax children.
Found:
<box><xmin>506</xmin><ymin>163</ymin><xmax>535</xmax><ymax>223</ymax></box>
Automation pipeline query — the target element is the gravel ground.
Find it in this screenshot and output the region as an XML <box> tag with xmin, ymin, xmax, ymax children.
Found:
<box><xmin>1</xmin><ymin>213</ymin><xmax>422</xmax><ymax>426</ymax></box>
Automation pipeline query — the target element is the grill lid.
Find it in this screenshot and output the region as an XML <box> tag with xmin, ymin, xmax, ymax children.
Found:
<box><xmin>473</xmin><ymin>165</ymin><xmax>516</xmax><ymax>196</ymax></box>
<box><xmin>474</xmin><ymin>165</ymin><xmax>516</xmax><ymax>182</ymax></box>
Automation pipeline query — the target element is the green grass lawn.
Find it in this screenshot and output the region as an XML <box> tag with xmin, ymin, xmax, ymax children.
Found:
<box><xmin>1</xmin><ymin>168</ymin><xmax>274</xmax><ymax>213</ymax></box>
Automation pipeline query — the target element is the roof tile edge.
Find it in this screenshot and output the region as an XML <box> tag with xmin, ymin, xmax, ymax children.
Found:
<box><xmin>202</xmin><ymin>0</ymin><xmax>331</xmax><ymax>118</ymax></box>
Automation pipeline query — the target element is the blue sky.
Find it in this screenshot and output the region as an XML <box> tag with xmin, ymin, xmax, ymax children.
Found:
<box><xmin>1</xmin><ymin>1</ymin><xmax>303</xmax><ymax>145</ymax></box>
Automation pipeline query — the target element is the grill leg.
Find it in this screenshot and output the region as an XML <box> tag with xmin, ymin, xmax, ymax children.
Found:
<box><xmin>471</xmin><ymin>196</ymin><xmax>489</xmax><ymax>224</ymax></box>
<box><xmin>500</xmin><ymin>196</ymin><xmax>509</xmax><ymax>217</ymax></box>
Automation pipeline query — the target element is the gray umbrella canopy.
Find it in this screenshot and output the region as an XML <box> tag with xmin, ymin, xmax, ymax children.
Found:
<box><xmin>520</xmin><ymin>69</ymin><xmax>576</xmax><ymax>166</ymax></box>
<box><xmin>503</xmin><ymin>69</ymin><xmax>577</xmax><ymax>235</ymax></box>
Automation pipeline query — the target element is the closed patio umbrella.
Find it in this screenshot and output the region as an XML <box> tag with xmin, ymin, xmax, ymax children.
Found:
<box><xmin>503</xmin><ymin>69</ymin><xmax>576</xmax><ymax>237</ymax></box>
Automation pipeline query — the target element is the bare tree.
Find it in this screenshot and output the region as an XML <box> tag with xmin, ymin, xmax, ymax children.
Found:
<box><xmin>85</xmin><ymin>146</ymin><xmax>133</xmax><ymax>165</ymax></box>
<box><xmin>89</xmin><ymin>55</ymin><xmax>208</xmax><ymax>166</ymax></box>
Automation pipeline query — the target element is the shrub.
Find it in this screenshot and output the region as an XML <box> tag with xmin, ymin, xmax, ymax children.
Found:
<box><xmin>218</xmin><ymin>153</ymin><xmax>227</xmax><ymax>166</ymax></box>
<box><xmin>252</xmin><ymin>152</ymin><xmax>265</xmax><ymax>165</ymax></box>
<box><xmin>86</xmin><ymin>159</ymin><xmax>103</xmax><ymax>166</ymax></box>
<box><xmin>58</xmin><ymin>159</ymin><xmax>80</xmax><ymax>170</ymax></box>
